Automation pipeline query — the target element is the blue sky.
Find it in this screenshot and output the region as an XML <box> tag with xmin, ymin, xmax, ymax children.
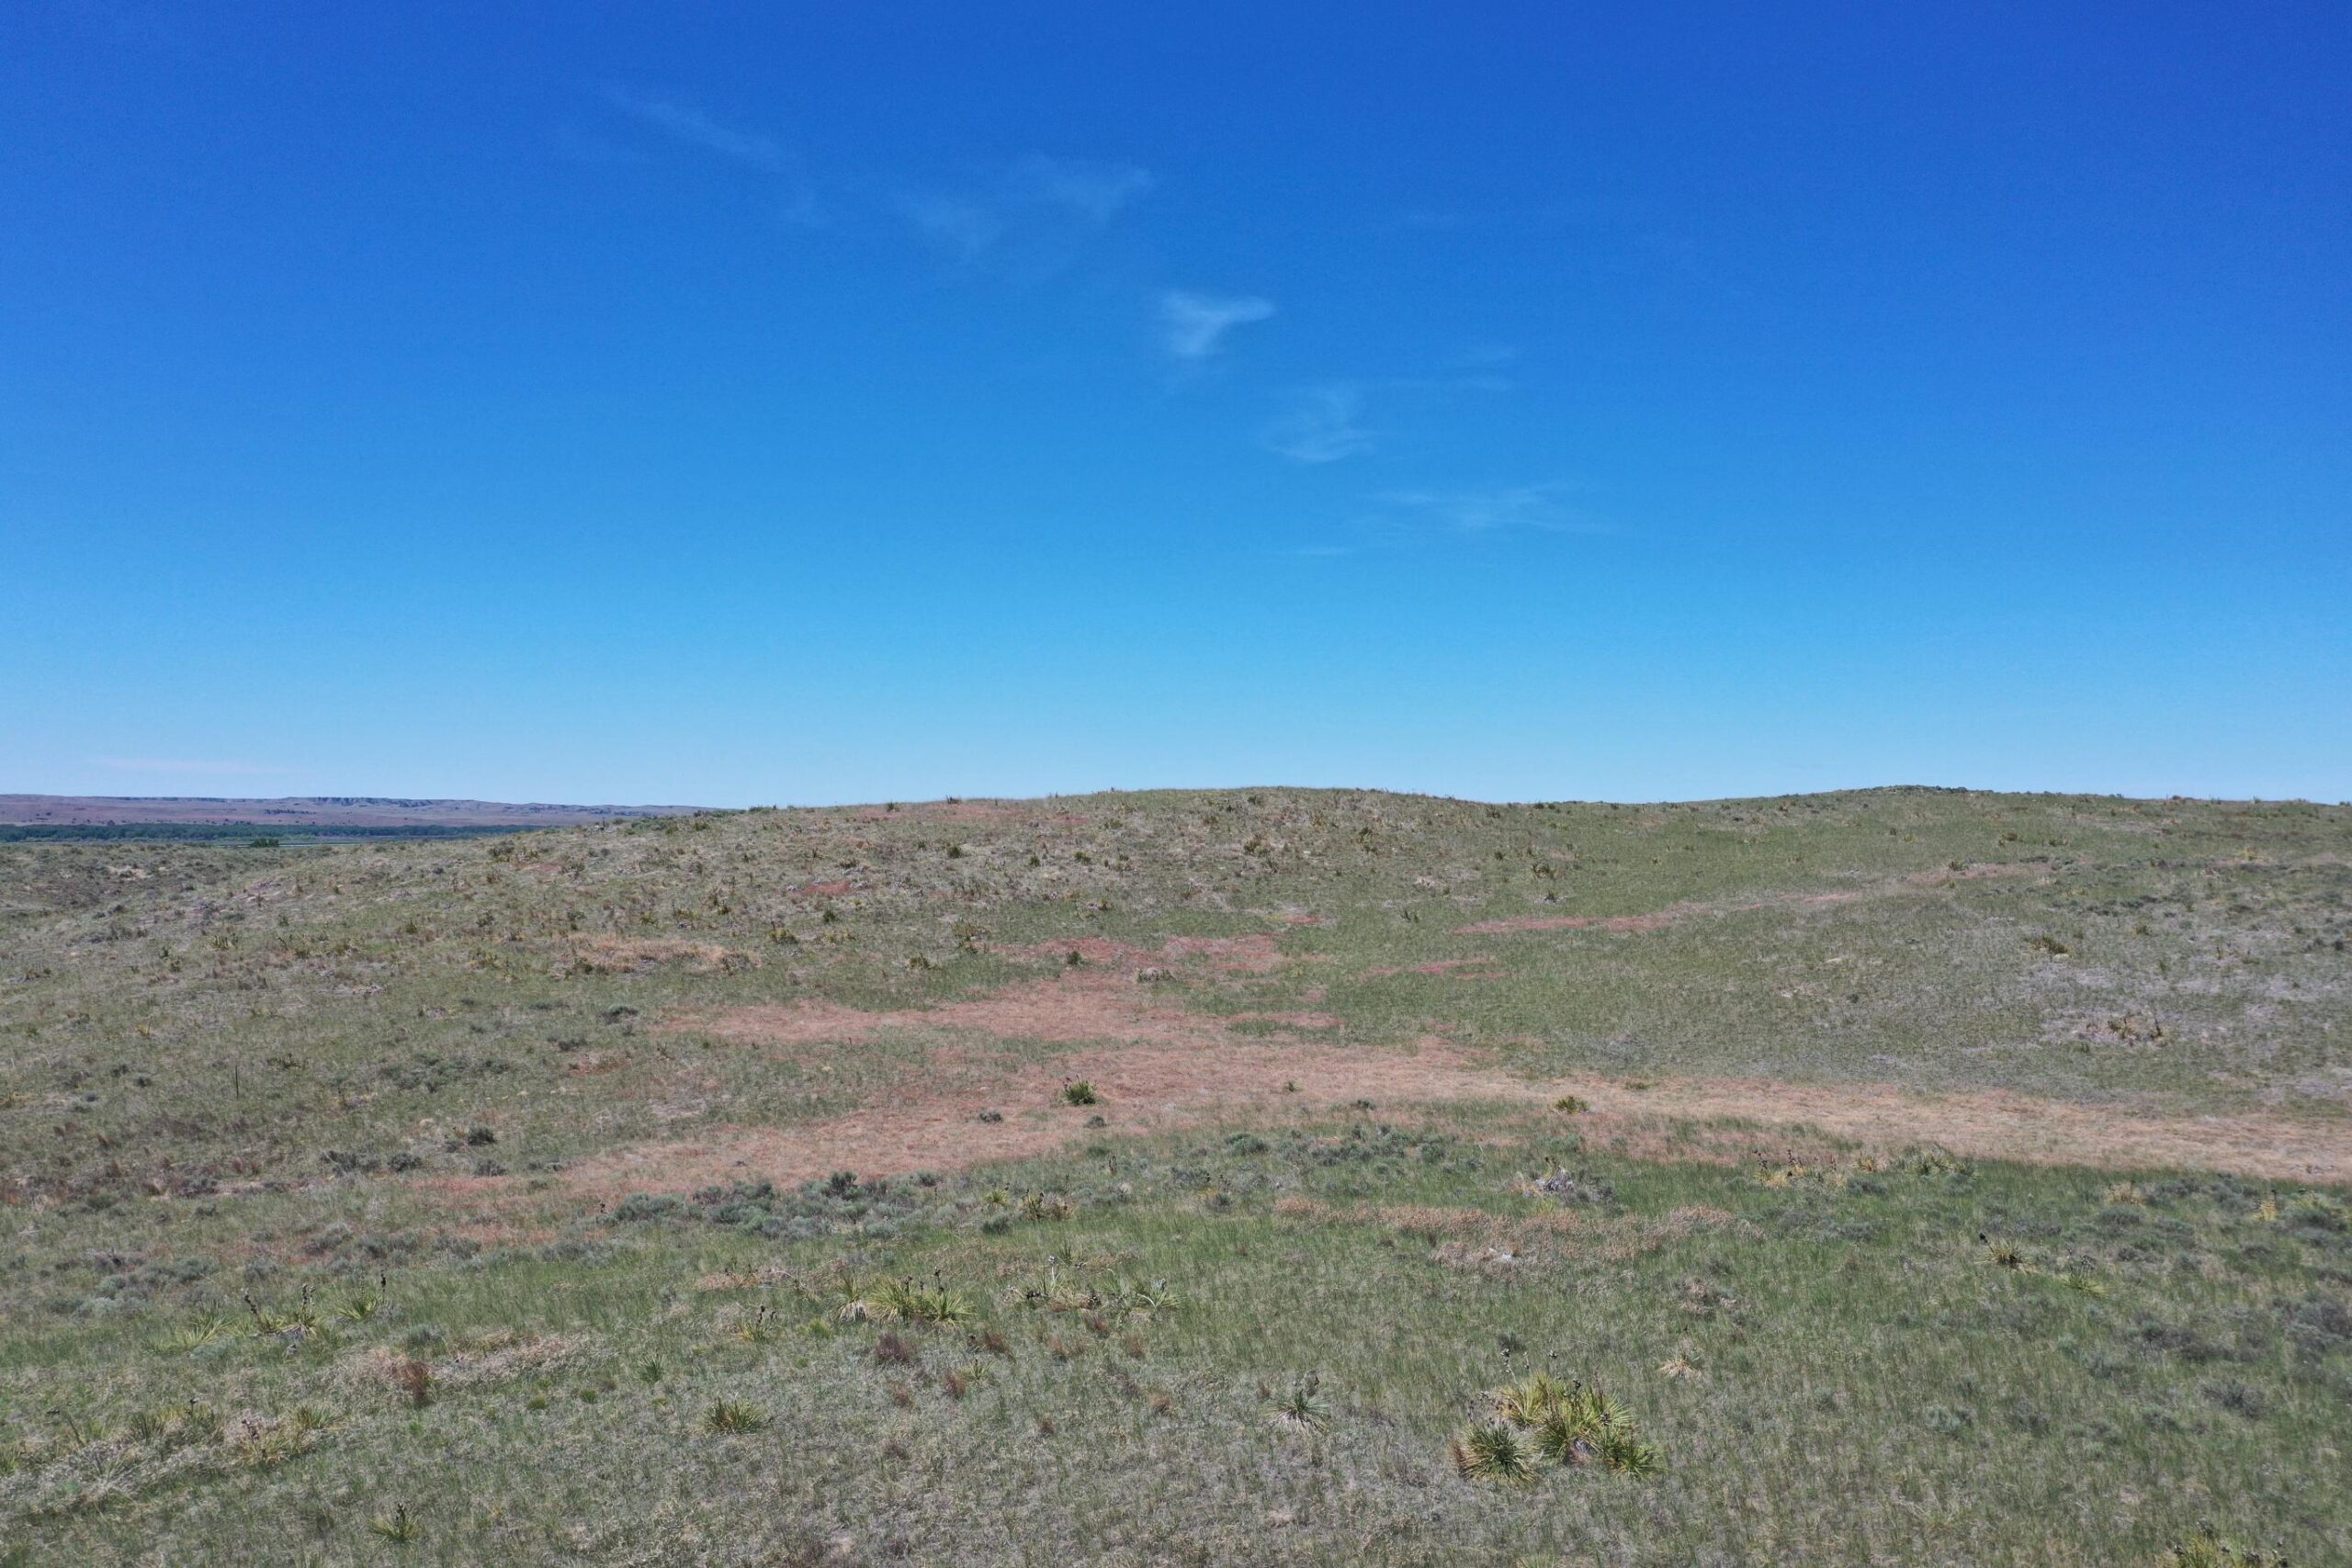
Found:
<box><xmin>4</xmin><ymin>2</ymin><xmax>2347</xmax><ymax>806</ymax></box>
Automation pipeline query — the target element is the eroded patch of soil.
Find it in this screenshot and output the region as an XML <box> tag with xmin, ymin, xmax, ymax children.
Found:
<box><xmin>560</xmin><ymin>1035</ymin><xmax>1486</xmax><ymax>1200</ymax></box>
<box><xmin>553</xmin><ymin>1051</ymin><xmax>2349</xmax><ymax>1200</ymax></box>
<box><xmin>472</xmin><ymin>922</ymin><xmax>2352</xmax><ymax>1204</ymax></box>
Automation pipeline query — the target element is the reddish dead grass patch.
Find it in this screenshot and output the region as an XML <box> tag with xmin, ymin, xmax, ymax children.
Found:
<box><xmin>438</xmin><ymin>923</ymin><xmax>2351</xmax><ymax>1205</ymax></box>
<box><xmin>1571</xmin><ymin>1079</ymin><xmax>2350</xmax><ymax>1183</ymax></box>
<box><xmin>557</xmin><ymin>1054</ymin><xmax>2350</xmax><ymax>1199</ymax></box>
<box><xmin>560</xmin><ymin>1035</ymin><xmax>1488</xmax><ymax>1201</ymax></box>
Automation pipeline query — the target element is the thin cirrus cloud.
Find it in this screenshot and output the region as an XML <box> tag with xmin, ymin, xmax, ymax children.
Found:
<box><xmin>1002</xmin><ymin>155</ymin><xmax>1154</xmax><ymax>223</ymax></box>
<box><xmin>1159</xmin><ymin>291</ymin><xmax>1275</xmax><ymax>361</ymax></box>
<box><xmin>1377</xmin><ymin>485</ymin><xmax>1606</xmax><ymax>534</ymax></box>
<box><xmin>1262</xmin><ymin>383</ymin><xmax>1374</xmax><ymax>463</ymax></box>
<box><xmin>896</xmin><ymin>155</ymin><xmax>1154</xmax><ymax>262</ymax></box>
<box><xmin>603</xmin><ymin>88</ymin><xmax>791</xmax><ymax>170</ymax></box>
<box><xmin>893</xmin><ymin>154</ymin><xmax>1152</xmax><ymax>263</ymax></box>
<box><xmin>600</xmin><ymin>88</ymin><xmax>823</xmax><ymax>223</ymax></box>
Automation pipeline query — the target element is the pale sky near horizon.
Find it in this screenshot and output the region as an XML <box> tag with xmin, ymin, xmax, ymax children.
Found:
<box><xmin>5</xmin><ymin>3</ymin><xmax>2347</xmax><ymax>807</ymax></box>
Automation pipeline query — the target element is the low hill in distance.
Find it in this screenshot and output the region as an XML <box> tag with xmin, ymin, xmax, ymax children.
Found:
<box><xmin>0</xmin><ymin>794</ymin><xmax>706</xmax><ymax>842</ymax></box>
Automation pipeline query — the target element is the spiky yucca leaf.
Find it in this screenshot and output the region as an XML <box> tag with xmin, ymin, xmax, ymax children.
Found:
<box><xmin>1450</xmin><ymin>1420</ymin><xmax>1539</xmax><ymax>1485</ymax></box>
<box><xmin>1597</xmin><ymin>1426</ymin><xmax>1661</xmax><ymax>1477</ymax></box>
<box><xmin>877</xmin><ymin>1276</ymin><xmax>977</xmax><ymax>1325</ymax></box>
<box><xmin>1532</xmin><ymin>1407</ymin><xmax>1597</xmax><ymax>1466</ymax></box>
<box><xmin>1265</xmin><ymin>1373</ymin><xmax>1330</xmax><ymax>1433</ymax></box>
<box><xmin>703</xmin><ymin>1398</ymin><xmax>768</xmax><ymax>1434</ymax></box>
<box><xmin>1487</xmin><ymin>1371</ymin><xmax>1567</xmax><ymax>1426</ymax></box>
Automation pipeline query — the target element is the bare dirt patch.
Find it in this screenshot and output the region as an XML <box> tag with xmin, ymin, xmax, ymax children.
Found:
<box><xmin>502</xmin><ymin>925</ymin><xmax>2352</xmax><ymax>1201</ymax></box>
<box><xmin>561</xmin><ymin>1036</ymin><xmax>1487</xmax><ymax>1200</ymax></box>
<box><xmin>1567</xmin><ymin>1078</ymin><xmax>2348</xmax><ymax>1183</ymax></box>
<box><xmin>552</xmin><ymin>1046</ymin><xmax>2350</xmax><ymax>1200</ymax></box>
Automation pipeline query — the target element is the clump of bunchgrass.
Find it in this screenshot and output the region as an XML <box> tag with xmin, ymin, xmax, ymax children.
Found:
<box><xmin>1060</xmin><ymin>1080</ymin><xmax>1100</xmax><ymax>1107</ymax></box>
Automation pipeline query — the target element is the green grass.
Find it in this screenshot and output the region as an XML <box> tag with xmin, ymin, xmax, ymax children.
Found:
<box><xmin>2</xmin><ymin>1120</ymin><xmax>2346</xmax><ymax>1562</ymax></box>
<box><xmin>1</xmin><ymin>787</ymin><xmax>2347</xmax><ymax>1562</ymax></box>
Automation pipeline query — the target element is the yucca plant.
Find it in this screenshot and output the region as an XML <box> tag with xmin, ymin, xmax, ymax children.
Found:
<box><xmin>1532</xmin><ymin>1406</ymin><xmax>1597</xmax><ymax>1466</ymax></box>
<box><xmin>153</xmin><ymin>1316</ymin><xmax>232</xmax><ymax>1355</ymax></box>
<box><xmin>879</xmin><ymin>1275</ymin><xmax>976</xmax><ymax>1326</ymax></box>
<box><xmin>368</xmin><ymin>1504</ymin><xmax>420</xmax><ymax>1543</ymax></box>
<box><xmin>1596</xmin><ymin>1426</ymin><xmax>1661</xmax><ymax>1476</ymax></box>
<box><xmin>334</xmin><ymin>1277</ymin><xmax>387</xmax><ymax>1323</ymax></box>
<box><xmin>244</xmin><ymin>1286</ymin><xmax>322</xmax><ymax>1337</ymax></box>
<box><xmin>1264</xmin><ymin>1372</ymin><xmax>1330</xmax><ymax>1434</ymax></box>
<box><xmin>1488</xmin><ymin>1371</ymin><xmax>1568</xmax><ymax>1427</ymax></box>
<box><xmin>734</xmin><ymin>1305</ymin><xmax>784</xmax><ymax>1344</ymax></box>
<box><xmin>1109</xmin><ymin>1276</ymin><xmax>1178</xmax><ymax>1313</ymax></box>
<box><xmin>1450</xmin><ymin>1420</ymin><xmax>1538</xmax><ymax>1485</ymax></box>
<box><xmin>703</xmin><ymin>1398</ymin><xmax>768</xmax><ymax>1434</ymax></box>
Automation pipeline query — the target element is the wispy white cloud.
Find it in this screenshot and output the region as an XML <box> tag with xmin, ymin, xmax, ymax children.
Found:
<box><xmin>897</xmin><ymin>156</ymin><xmax>1153</xmax><ymax>263</ymax></box>
<box><xmin>91</xmin><ymin>758</ymin><xmax>288</xmax><ymax>777</ymax></box>
<box><xmin>1004</xmin><ymin>155</ymin><xmax>1154</xmax><ymax>222</ymax></box>
<box><xmin>897</xmin><ymin>192</ymin><xmax>1006</xmax><ymax>258</ymax></box>
<box><xmin>1160</xmin><ymin>290</ymin><xmax>1275</xmax><ymax>361</ymax></box>
<box><xmin>1377</xmin><ymin>484</ymin><xmax>1606</xmax><ymax>534</ymax></box>
<box><xmin>1262</xmin><ymin>383</ymin><xmax>1373</xmax><ymax>463</ymax></box>
<box><xmin>605</xmin><ymin>89</ymin><xmax>790</xmax><ymax>170</ymax></box>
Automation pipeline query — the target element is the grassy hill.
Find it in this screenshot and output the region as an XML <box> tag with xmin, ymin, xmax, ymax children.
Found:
<box><xmin>1</xmin><ymin>788</ymin><xmax>2346</xmax><ymax>1563</ymax></box>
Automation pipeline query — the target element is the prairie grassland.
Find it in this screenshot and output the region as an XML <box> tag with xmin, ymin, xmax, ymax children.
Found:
<box><xmin>1</xmin><ymin>788</ymin><xmax>2347</xmax><ymax>1562</ymax></box>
